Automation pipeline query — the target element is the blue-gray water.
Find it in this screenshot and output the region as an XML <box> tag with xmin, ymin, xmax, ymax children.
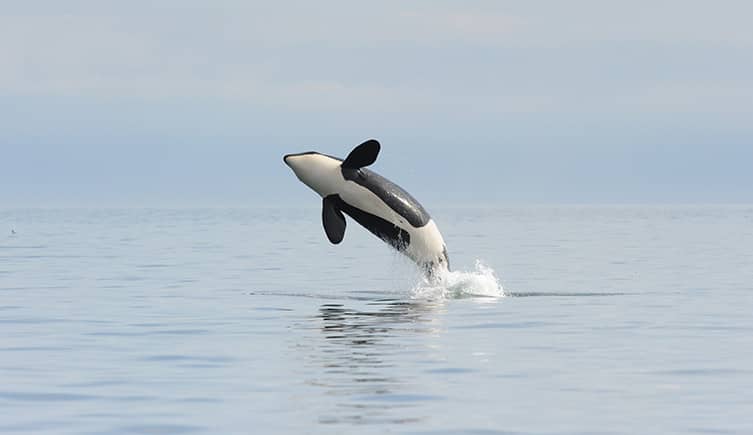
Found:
<box><xmin>1</xmin><ymin>206</ymin><xmax>752</xmax><ymax>434</ymax></box>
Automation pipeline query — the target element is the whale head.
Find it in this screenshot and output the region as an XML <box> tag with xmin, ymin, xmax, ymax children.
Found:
<box><xmin>283</xmin><ymin>152</ymin><xmax>342</xmax><ymax>197</ymax></box>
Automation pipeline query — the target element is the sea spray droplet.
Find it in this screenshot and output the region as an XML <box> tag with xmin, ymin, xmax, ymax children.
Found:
<box><xmin>412</xmin><ymin>260</ymin><xmax>505</xmax><ymax>299</ymax></box>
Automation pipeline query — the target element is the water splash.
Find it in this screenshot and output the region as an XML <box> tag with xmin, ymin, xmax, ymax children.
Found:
<box><xmin>412</xmin><ymin>260</ymin><xmax>504</xmax><ymax>300</ymax></box>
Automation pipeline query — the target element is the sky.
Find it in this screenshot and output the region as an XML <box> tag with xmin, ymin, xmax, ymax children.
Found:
<box><xmin>1</xmin><ymin>0</ymin><xmax>752</xmax><ymax>206</ymax></box>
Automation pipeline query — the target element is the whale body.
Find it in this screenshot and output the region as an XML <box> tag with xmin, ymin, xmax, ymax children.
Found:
<box><xmin>284</xmin><ymin>139</ymin><xmax>449</xmax><ymax>277</ymax></box>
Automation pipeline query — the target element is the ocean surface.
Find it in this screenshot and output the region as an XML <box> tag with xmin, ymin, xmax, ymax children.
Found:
<box><xmin>1</xmin><ymin>205</ymin><xmax>752</xmax><ymax>434</ymax></box>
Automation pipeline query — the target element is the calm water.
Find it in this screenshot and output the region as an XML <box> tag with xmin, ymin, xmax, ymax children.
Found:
<box><xmin>1</xmin><ymin>206</ymin><xmax>752</xmax><ymax>434</ymax></box>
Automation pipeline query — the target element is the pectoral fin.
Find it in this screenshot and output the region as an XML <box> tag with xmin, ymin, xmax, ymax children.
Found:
<box><xmin>322</xmin><ymin>195</ymin><xmax>346</xmax><ymax>244</ymax></box>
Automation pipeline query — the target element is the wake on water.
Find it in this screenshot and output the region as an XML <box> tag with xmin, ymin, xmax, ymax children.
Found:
<box><xmin>411</xmin><ymin>260</ymin><xmax>505</xmax><ymax>300</ymax></box>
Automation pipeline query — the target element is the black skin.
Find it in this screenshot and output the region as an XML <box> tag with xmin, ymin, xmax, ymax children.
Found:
<box><xmin>340</xmin><ymin>167</ymin><xmax>431</xmax><ymax>228</ymax></box>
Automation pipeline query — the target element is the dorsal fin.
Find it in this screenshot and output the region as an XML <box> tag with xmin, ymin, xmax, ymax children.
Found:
<box><xmin>342</xmin><ymin>139</ymin><xmax>380</xmax><ymax>169</ymax></box>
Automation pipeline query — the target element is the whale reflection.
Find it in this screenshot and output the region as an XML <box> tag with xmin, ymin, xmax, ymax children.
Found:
<box><xmin>307</xmin><ymin>299</ymin><xmax>443</xmax><ymax>426</ymax></box>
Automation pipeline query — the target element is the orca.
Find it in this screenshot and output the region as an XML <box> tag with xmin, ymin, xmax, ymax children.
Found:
<box><xmin>283</xmin><ymin>139</ymin><xmax>449</xmax><ymax>278</ymax></box>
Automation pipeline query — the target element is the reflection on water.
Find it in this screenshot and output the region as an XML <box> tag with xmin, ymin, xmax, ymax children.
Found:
<box><xmin>306</xmin><ymin>299</ymin><xmax>444</xmax><ymax>426</ymax></box>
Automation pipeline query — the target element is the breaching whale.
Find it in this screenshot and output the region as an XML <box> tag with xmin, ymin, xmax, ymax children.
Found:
<box><xmin>283</xmin><ymin>139</ymin><xmax>450</xmax><ymax>278</ymax></box>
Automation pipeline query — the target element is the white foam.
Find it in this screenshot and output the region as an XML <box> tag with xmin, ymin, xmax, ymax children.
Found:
<box><xmin>411</xmin><ymin>260</ymin><xmax>505</xmax><ymax>300</ymax></box>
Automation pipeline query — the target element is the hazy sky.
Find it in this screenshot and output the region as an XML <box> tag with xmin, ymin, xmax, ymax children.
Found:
<box><xmin>2</xmin><ymin>1</ymin><xmax>752</xmax><ymax>206</ymax></box>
